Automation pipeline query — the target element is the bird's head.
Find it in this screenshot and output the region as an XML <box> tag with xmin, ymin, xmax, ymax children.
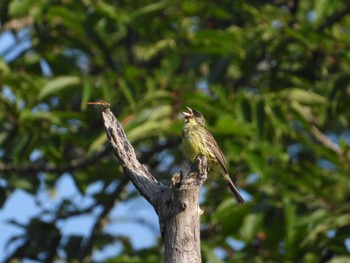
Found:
<box><xmin>183</xmin><ymin>106</ymin><xmax>205</xmax><ymax>126</ymax></box>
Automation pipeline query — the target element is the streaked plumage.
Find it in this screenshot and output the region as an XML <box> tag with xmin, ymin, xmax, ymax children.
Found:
<box><xmin>182</xmin><ymin>107</ymin><xmax>244</xmax><ymax>205</ymax></box>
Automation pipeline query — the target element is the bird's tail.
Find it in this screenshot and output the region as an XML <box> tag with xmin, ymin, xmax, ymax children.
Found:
<box><xmin>223</xmin><ymin>173</ymin><xmax>244</xmax><ymax>205</ymax></box>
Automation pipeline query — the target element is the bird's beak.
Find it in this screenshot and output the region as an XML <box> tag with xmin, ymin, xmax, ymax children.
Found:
<box><xmin>183</xmin><ymin>106</ymin><xmax>193</xmax><ymax>117</ymax></box>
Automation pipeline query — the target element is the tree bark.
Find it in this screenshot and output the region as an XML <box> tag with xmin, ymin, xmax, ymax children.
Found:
<box><xmin>101</xmin><ymin>108</ymin><xmax>207</xmax><ymax>263</ymax></box>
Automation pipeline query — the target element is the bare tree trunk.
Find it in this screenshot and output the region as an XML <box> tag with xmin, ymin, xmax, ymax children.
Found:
<box><xmin>102</xmin><ymin>108</ymin><xmax>207</xmax><ymax>263</ymax></box>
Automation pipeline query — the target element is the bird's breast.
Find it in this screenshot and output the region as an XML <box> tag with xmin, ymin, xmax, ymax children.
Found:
<box><xmin>182</xmin><ymin>125</ymin><xmax>216</xmax><ymax>163</ymax></box>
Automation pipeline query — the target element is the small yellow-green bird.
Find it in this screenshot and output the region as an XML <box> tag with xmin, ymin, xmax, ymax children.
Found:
<box><xmin>182</xmin><ymin>107</ymin><xmax>244</xmax><ymax>204</ymax></box>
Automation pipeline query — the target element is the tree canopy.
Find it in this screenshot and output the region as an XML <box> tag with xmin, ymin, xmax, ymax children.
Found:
<box><xmin>1</xmin><ymin>0</ymin><xmax>350</xmax><ymax>262</ymax></box>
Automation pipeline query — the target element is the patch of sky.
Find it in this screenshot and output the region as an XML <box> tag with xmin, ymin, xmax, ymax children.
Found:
<box><xmin>51</xmin><ymin>125</ymin><xmax>69</xmax><ymax>134</ymax></box>
<box><xmin>51</xmin><ymin>174</ymin><xmax>98</xmax><ymax>237</ymax></box>
<box><xmin>156</xmin><ymin>149</ymin><xmax>175</xmax><ymax>173</ymax></box>
<box><xmin>32</xmin><ymin>103</ymin><xmax>50</xmax><ymax>112</ymax></box>
<box><xmin>287</xmin><ymin>143</ymin><xmax>303</xmax><ymax>162</ymax></box>
<box><xmin>345</xmin><ymin>238</ymin><xmax>350</xmax><ymax>252</ymax></box>
<box><xmin>280</xmin><ymin>4</ymin><xmax>290</xmax><ymax>13</ymax></box>
<box><xmin>227</xmin><ymin>236</ymin><xmax>246</xmax><ymax>251</ymax></box>
<box><xmin>63</xmin><ymin>49</ymin><xmax>90</xmax><ymax>73</ymax></box>
<box><xmin>29</xmin><ymin>149</ymin><xmax>42</xmax><ymax>162</ymax></box>
<box><xmin>239</xmin><ymin>188</ymin><xmax>252</xmax><ymax>202</ymax></box>
<box><xmin>341</xmin><ymin>130</ymin><xmax>350</xmax><ymax>144</ymax></box>
<box><xmin>196</xmin><ymin>79</ymin><xmax>210</xmax><ymax>94</ymax></box>
<box><xmin>170</xmin><ymin>21</ymin><xmax>178</xmax><ymax>31</ymax></box>
<box><xmin>39</xmin><ymin>59</ymin><xmax>53</xmax><ymax>77</ymax></box>
<box><xmin>245</xmin><ymin>87</ymin><xmax>260</xmax><ymax>95</ymax></box>
<box><xmin>93</xmin><ymin>241</ymin><xmax>124</xmax><ymax>262</ymax></box>
<box><xmin>307</xmin><ymin>10</ymin><xmax>317</xmax><ymax>22</ymax></box>
<box><xmin>0</xmin><ymin>190</ymin><xmax>41</xmax><ymax>259</ymax></box>
<box><xmin>68</xmin><ymin>119</ymin><xmax>82</xmax><ymax>132</ymax></box>
<box><xmin>190</xmin><ymin>16</ymin><xmax>200</xmax><ymax>32</ymax></box>
<box><xmin>2</xmin><ymin>86</ymin><xmax>16</xmax><ymax>103</ymax></box>
<box><xmin>213</xmin><ymin>247</ymin><xmax>227</xmax><ymax>260</ymax></box>
<box><xmin>58</xmin><ymin>213</ymin><xmax>96</xmax><ymax>237</ymax></box>
<box><xmin>55</xmin><ymin>174</ymin><xmax>95</xmax><ymax>209</ymax></box>
<box><xmin>36</xmin><ymin>173</ymin><xmax>96</xmax><ymax>218</ymax></box>
<box><xmin>86</xmin><ymin>180</ymin><xmax>105</xmax><ymax>196</ymax></box>
<box><xmin>325</xmin><ymin>132</ymin><xmax>338</xmax><ymax>144</ymax></box>
<box><xmin>290</xmin><ymin>120</ymin><xmax>304</xmax><ymax>132</ymax></box>
<box><xmin>0</xmin><ymin>28</ymin><xmax>32</xmax><ymax>62</ymax></box>
<box><xmin>108</xmin><ymin>195</ymin><xmax>159</xmax><ymax>250</ymax></box>
<box><xmin>278</xmin><ymin>241</ymin><xmax>286</xmax><ymax>254</ymax></box>
<box><xmin>50</xmin><ymin>97</ymin><xmax>60</xmax><ymax>107</ymax></box>
<box><xmin>37</xmin><ymin>172</ymin><xmax>46</xmax><ymax>196</ymax></box>
<box><xmin>271</xmin><ymin>20</ymin><xmax>283</xmax><ymax>28</ymax></box>
<box><xmin>317</xmin><ymin>158</ymin><xmax>336</xmax><ymax>172</ymax></box>
<box><xmin>246</xmin><ymin>173</ymin><xmax>259</xmax><ymax>184</ymax></box>
<box><xmin>105</xmin><ymin>180</ymin><xmax>118</xmax><ymax>195</ymax></box>
<box><xmin>2</xmin><ymin>86</ymin><xmax>25</xmax><ymax>109</ymax></box>
<box><xmin>326</xmin><ymin>229</ymin><xmax>336</xmax><ymax>238</ymax></box>
<box><xmin>199</xmin><ymin>185</ymin><xmax>207</xmax><ymax>204</ymax></box>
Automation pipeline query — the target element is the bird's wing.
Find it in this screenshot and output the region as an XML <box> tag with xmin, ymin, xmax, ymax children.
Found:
<box><xmin>203</xmin><ymin>129</ymin><xmax>228</xmax><ymax>174</ymax></box>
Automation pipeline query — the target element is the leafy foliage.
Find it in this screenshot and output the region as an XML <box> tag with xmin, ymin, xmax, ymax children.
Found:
<box><xmin>1</xmin><ymin>0</ymin><xmax>350</xmax><ymax>262</ymax></box>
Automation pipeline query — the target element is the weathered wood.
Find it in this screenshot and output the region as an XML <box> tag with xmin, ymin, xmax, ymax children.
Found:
<box><xmin>102</xmin><ymin>109</ymin><xmax>165</xmax><ymax>206</ymax></box>
<box><xmin>157</xmin><ymin>157</ymin><xmax>207</xmax><ymax>263</ymax></box>
<box><xmin>101</xmin><ymin>108</ymin><xmax>207</xmax><ymax>263</ymax></box>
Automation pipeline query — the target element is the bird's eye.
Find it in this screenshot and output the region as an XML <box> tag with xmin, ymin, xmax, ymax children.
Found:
<box><xmin>193</xmin><ymin>110</ymin><xmax>201</xmax><ymax>117</ymax></box>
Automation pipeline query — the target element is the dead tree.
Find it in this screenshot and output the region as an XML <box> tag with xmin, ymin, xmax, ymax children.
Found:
<box><xmin>101</xmin><ymin>107</ymin><xmax>207</xmax><ymax>263</ymax></box>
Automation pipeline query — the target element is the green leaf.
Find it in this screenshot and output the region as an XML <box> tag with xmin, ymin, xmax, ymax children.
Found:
<box><xmin>47</xmin><ymin>6</ymin><xmax>85</xmax><ymax>34</ymax></box>
<box><xmin>215</xmin><ymin>115</ymin><xmax>253</xmax><ymax>136</ymax></box>
<box><xmin>8</xmin><ymin>0</ymin><xmax>33</xmax><ymax>16</ymax></box>
<box><xmin>119</xmin><ymin>79</ymin><xmax>136</xmax><ymax>110</ymax></box>
<box><xmin>212</xmin><ymin>198</ymin><xmax>248</xmax><ymax>234</ymax></box>
<box><xmin>256</xmin><ymin>99</ymin><xmax>265</xmax><ymax>137</ymax></box>
<box><xmin>241</xmin><ymin>213</ymin><xmax>264</xmax><ymax>241</ymax></box>
<box><xmin>314</xmin><ymin>0</ymin><xmax>331</xmax><ymax>26</ymax></box>
<box><xmin>123</xmin><ymin>105</ymin><xmax>172</xmax><ymax>142</ymax></box>
<box><xmin>328</xmin><ymin>257</ymin><xmax>350</xmax><ymax>263</ymax></box>
<box><xmin>192</xmin><ymin>29</ymin><xmax>243</xmax><ymax>57</ymax></box>
<box><xmin>19</xmin><ymin>109</ymin><xmax>60</xmax><ymax>124</ymax></box>
<box><xmin>240</xmin><ymin>98</ymin><xmax>252</xmax><ymax>122</ymax></box>
<box><xmin>302</xmin><ymin>214</ymin><xmax>350</xmax><ymax>246</ymax></box>
<box><xmin>284</xmin><ymin>197</ymin><xmax>297</xmax><ymax>253</ymax></box>
<box><xmin>81</xmin><ymin>77</ymin><xmax>92</xmax><ymax>110</ymax></box>
<box><xmin>245</xmin><ymin>151</ymin><xmax>264</xmax><ymax>175</ymax></box>
<box><xmin>0</xmin><ymin>57</ymin><xmax>10</xmax><ymax>75</ymax></box>
<box><xmin>141</xmin><ymin>39</ymin><xmax>176</xmax><ymax>60</ymax></box>
<box><xmin>132</xmin><ymin>2</ymin><xmax>167</xmax><ymax>18</ymax></box>
<box><xmin>39</xmin><ymin>76</ymin><xmax>81</xmax><ymax>100</ymax></box>
<box><xmin>277</xmin><ymin>88</ymin><xmax>327</xmax><ymax>105</ymax></box>
<box><xmin>88</xmin><ymin>132</ymin><xmax>108</xmax><ymax>154</ymax></box>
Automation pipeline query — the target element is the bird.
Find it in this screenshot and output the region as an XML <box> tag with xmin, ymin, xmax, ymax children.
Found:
<box><xmin>182</xmin><ymin>106</ymin><xmax>244</xmax><ymax>204</ymax></box>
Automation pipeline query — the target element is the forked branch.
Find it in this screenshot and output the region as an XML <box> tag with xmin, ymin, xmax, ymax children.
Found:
<box><xmin>101</xmin><ymin>108</ymin><xmax>207</xmax><ymax>263</ymax></box>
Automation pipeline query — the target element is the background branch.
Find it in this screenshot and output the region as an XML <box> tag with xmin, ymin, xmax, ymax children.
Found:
<box><xmin>0</xmin><ymin>146</ymin><xmax>111</xmax><ymax>174</ymax></box>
